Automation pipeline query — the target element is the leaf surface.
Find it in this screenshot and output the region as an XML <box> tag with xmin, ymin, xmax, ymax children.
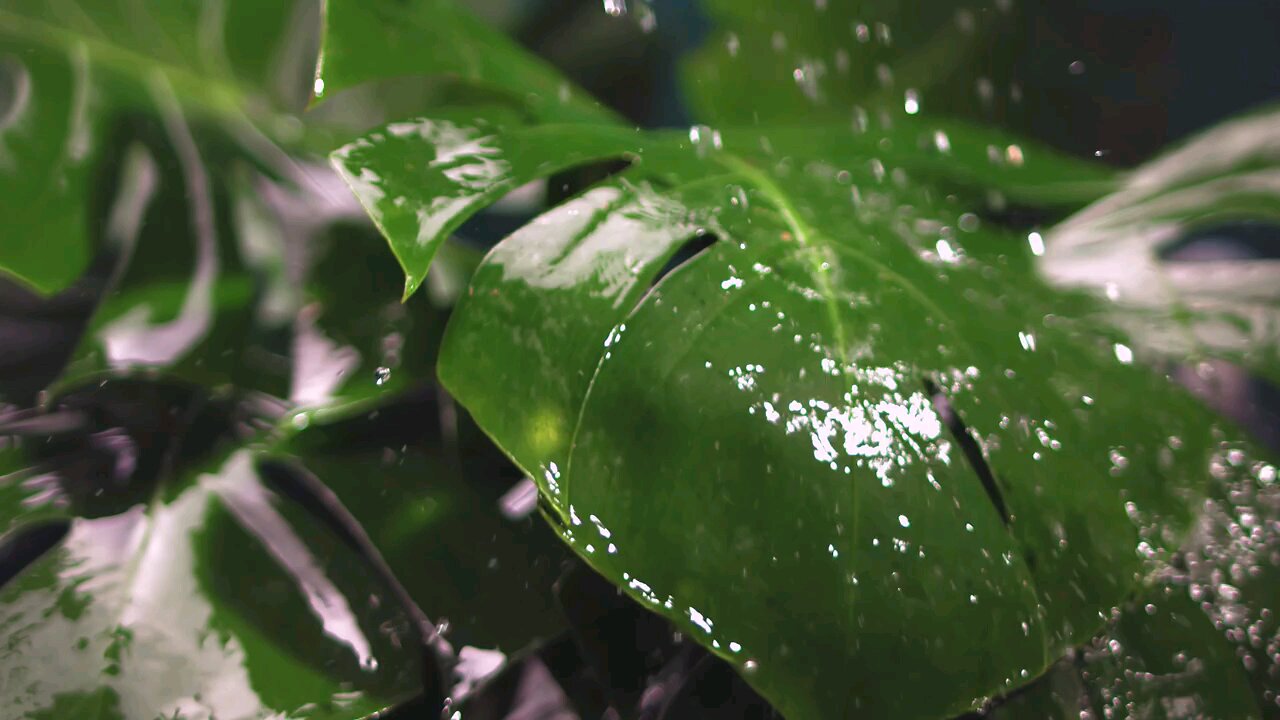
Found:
<box><xmin>334</xmin><ymin>115</ymin><xmax>1254</xmax><ymax>718</ymax></box>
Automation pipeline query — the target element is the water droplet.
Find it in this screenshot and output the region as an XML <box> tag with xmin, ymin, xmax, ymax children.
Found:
<box><xmin>898</xmin><ymin>514</ymin><xmax>910</xmax><ymax>528</ymax></box>
<box><xmin>636</xmin><ymin>3</ymin><xmax>657</xmax><ymax>32</ymax></box>
<box><xmin>375</xmin><ymin>366</ymin><xmax>392</xmax><ymax>385</ymax></box>
<box><xmin>603</xmin><ymin>0</ymin><xmax>626</xmax><ymax>16</ymax></box>
<box><xmin>726</xmin><ymin>32</ymin><xmax>740</xmax><ymax>56</ymax></box>
<box><xmin>689</xmin><ymin>124</ymin><xmax>723</xmax><ymax>156</ymax></box>
<box><xmin>1068</xmin><ymin>60</ymin><xmax>1086</xmax><ymax>75</ymax></box>
<box><xmin>313</xmin><ymin>77</ymin><xmax>325</xmax><ymax>97</ymax></box>
<box><xmin>1027</xmin><ymin>231</ymin><xmax>1045</xmax><ymax>256</ymax></box>
<box><xmin>743</xmin><ymin>659</ymin><xmax>759</xmax><ymax>673</ymax></box>
<box><xmin>904</xmin><ymin>89</ymin><xmax>920</xmax><ymax>115</ymax></box>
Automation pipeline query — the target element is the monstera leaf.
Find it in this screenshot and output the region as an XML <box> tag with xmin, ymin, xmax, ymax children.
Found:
<box><xmin>316</xmin><ymin>0</ymin><xmax>618</xmax><ymax>126</ymax></box>
<box><xmin>0</xmin><ymin>380</ymin><xmax>425</xmax><ymax>718</ymax></box>
<box><xmin>329</xmin><ymin>112</ymin><xmax>1261</xmax><ymax>717</ymax></box>
<box><xmin>1040</xmin><ymin>104</ymin><xmax>1280</xmax><ymax>384</ymax></box>
<box><xmin>0</xmin><ymin>374</ymin><xmax>569</xmax><ymax>718</ymax></box>
<box><xmin>0</xmin><ymin>0</ymin><xmax>312</xmax><ymax>295</ymax></box>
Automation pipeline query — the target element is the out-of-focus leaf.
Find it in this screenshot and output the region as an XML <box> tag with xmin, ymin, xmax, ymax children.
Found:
<box><xmin>0</xmin><ymin>379</ymin><xmax>425</xmax><ymax>719</ymax></box>
<box><xmin>334</xmin><ymin>113</ymin><xmax>1260</xmax><ymax>718</ymax></box>
<box><xmin>273</xmin><ymin>397</ymin><xmax>571</xmax><ymax>660</ymax></box>
<box><xmin>47</xmin><ymin>126</ymin><xmax>443</xmax><ymax>423</ymax></box>
<box><xmin>316</xmin><ymin>0</ymin><xmax>617</xmax><ymax>126</ymax></box>
<box><xmin>0</xmin><ymin>0</ymin><xmax>306</xmax><ymax>295</ymax></box>
<box><xmin>681</xmin><ymin>0</ymin><xmax>1016</xmax><ymax>126</ymax></box>
<box><xmin>1041</xmin><ymin>105</ymin><xmax>1280</xmax><ymax>383</ymax></box>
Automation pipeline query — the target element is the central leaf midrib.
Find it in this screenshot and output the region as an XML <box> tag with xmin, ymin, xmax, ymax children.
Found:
<box><xmin>718</xmin><ymin>152</ymin><xmax>1057</xmax><ymax>672</ymax></box>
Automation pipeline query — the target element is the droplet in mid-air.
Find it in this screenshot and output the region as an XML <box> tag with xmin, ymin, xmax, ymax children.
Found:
<box><xmin>904</xmin><ymin>89</ymin><xmax>920</xmax><ymax>115</ymax></box>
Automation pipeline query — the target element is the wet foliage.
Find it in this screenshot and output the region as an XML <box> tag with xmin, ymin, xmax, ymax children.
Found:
<box><xmin>0</xmin><ymin>1</ymin><xmax>1278</xmax><ymax>718</ymax></box>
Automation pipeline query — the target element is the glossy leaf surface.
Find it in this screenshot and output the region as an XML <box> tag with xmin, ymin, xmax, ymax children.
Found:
<box><xmin>333</xmin><ymin>113</ymin><xmax>1261</xmax><ymax>717</ymax></box>
<box><xmin>0</xmin><ymin>372</ymin><xmax>570</xmax><ymax>718</ymax></box>
<box><xmin>0</xmin><ymin>381</ymin><xmax>421</xmax><ymax>718</ymax></box>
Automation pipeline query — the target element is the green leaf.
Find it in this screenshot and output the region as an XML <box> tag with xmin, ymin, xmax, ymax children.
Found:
<box><xmin>1040</xmin><ymin>104</ymin><xmax>1280</xmax><ymax>383</ymax></box>
<box><xmin>274</xmin><ymin>402</ymin><xmax>572</xmax><ymax>655</ymax></box>
<box><xmin>330</xmin><ymin>115</ymin><xmax>1115</xmax><ymax>301</ymax></box>
<box><xmin>317</xmin><ymin>0</ymin><xmax>618</xmax><ymax>125</ymax></box>
<box><xmin>0</xmin><ymin>380</ymin><xmax>422</xmax><ymax>719</ymax></box>
<box><xmin>988</xmin><ymin>590</ymin><xmax>1263</xmax><ymax>719</ymax></box>
<box><xmin>335</xmin><ymin>114</ymin><xmax>1258</xmax><ymax>717</ymax></box>
<box><xmin>682</xmin><ymin>0</ymin><xmax>1017</xmax><ymax>126</ymax></box>
<box><xmin>38</xmin><ymin>122</ymin><xmax>446</xmax><ymax>422</ymax></box>
<box><xmin>0</xmin><ymin>0</ymin><xmax>305</xmax><ymax>295</ymax></box>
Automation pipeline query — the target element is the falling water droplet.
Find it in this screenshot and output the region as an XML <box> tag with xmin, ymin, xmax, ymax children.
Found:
<box><xmin>904</xmin><ymin>89</ymin><xmax>920</xmax><ymax>115</ymax></box>
<box><xmin>1027</xmin><ymin>231</ymin><xmax>1046</xmax><ymax>256</ymax></box>
<box><xmin>689</xmin><ymin>124</ymin><xmax>723</xmax><ymax>157</ymax></box>
<box><xmin>726</xmin><ymin>32</ymin><xmax>740</xmax><ymax>56</ymax></box>
<box><xmin>636</xmin><ymin>3</ymin><xmax>657</xmax><ymax>32</ymax></box>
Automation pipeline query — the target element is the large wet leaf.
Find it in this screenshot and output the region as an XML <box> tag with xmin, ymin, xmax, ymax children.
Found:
<box><xmin>0</xmin><ymin>380</ymin><xmax>422</xmax><ymax>718</ymax></box>
<box><xmin>0</xmin><ymin>375</ymin><xmax>568</xmax><ymax>718</ymax></box>
<box><xmin>1040</xmin><ymin>104</ymin><xmax>1280</xmax><ymax>383</ymax></box>
<box><xmin>0</xmin><ymin>0</ymin><xmax>309</xmax><ymax>295</ymax></box>
<box><xmin>332</xmin><ymin>115</ymin><xmax>1260</xmax><ymax>717</ymax></box>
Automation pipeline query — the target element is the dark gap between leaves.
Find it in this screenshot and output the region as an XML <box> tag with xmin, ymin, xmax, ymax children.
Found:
<box><xmin>0</xmin><ymin>521</ymin><xmax>71</xmax><ymax>589</ymax></box>
<box><xmin>458</xmin><ymin>158</ymin><xmax>636</xmax><ymax>250</ymax></box>
<box><xmin>1158</xmin><ymin>220</ymin><xmax>1280</xmax><ymax>262</ymax></box>
<box><xmin>629</xmin><ymin>232</ymin><xmax>720</xmax><ymax>315</ymax></box>
<box><xmin>924</xmin><ymin>379</ymin><xmax>1010</xmax><ymax>527</ymax></box>
<box><xmin>649</xmin><ymin>233</ymin><xmax>719</xmax><ymax>292</ymax></box>
<box><xmin>546</xmin><ymin>158</ymin><xmax>635</xmax><ymax>208</ymax></box>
